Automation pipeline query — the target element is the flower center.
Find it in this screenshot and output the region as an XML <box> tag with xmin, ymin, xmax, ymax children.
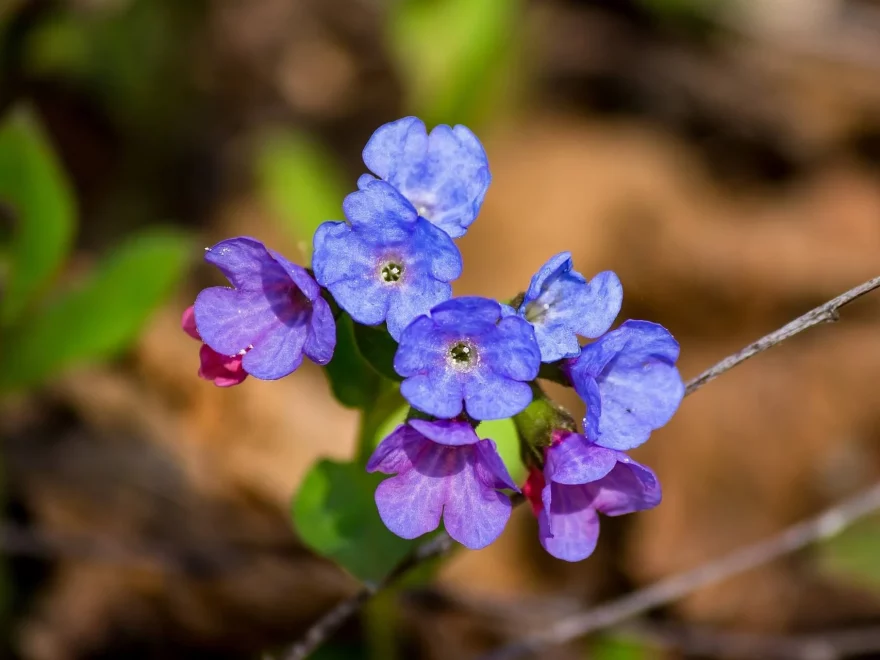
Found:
<box><xmin>448</xmin><ymin>341</ymin><xmax>476</xmax><ymax>369</ymax></box>
<box><xmin>381</xmin><ymin>262</ymin><xmax>404</xmax><ymax>283</ymax></box>
<box><xmin>524</xmin><ymin>301</ymin><xmax>551</xmax><ymax>323</ymax></box>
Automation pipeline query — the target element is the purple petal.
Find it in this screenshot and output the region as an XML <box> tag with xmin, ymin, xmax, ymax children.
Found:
<box><xmin>203</xmin><ymin>237</ymin><xmax>278</xmax><ymax>291</ymax></box>
<box><xmin>584</xmin><ymin>455</ymin><xmax>662</xmax><ymax>516</ymax></box>
<box><xmin>544</xmin><ymin>432</ymin><xmax>618</xmax><ymax>486</ymax></box>
<box><xmin>443</xmin><ymin>449</ymin><xmax>511</xmax><ymax>549</ymax></box>
<box><xmin>539</xmin><ymin>482</ymin><xmax>601</xmax><ymax>562</ymax></box>
<box><xmin>241</xmin><ymin>316</ymin><xmax>308</xmax><ymax>380</ymax></box>
<box><xmin>302</xmin><ymin>295</ymin><xmax>336</xmax><ymax>365</ymax></box>
<box><xmin>474</xmin><ymin>439</ymin><xmax>519</xmax><ymax>491</ymax></box>
<box><xmin>408</xmin><ymin>419</ymin><xmax>479</xmax><ymax>446</ymax></box>
<box><xmin>194</xmin><ymin>287</ymin><xmax>271</xmax><ymax>357</ymax></box>
<box><xmin>367</xmin><ymin>425</ymin><xmax>421</xmax><ymax>474</ymax></box>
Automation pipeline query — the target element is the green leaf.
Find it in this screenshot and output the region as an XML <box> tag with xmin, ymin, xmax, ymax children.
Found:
<box><xmin>389</xmin><ymin>0</ymin><xmax>521</xmax><ymax>125</ymax></box>
<box><xmin>0</xmin><ymin>228</ymin><xmax>190</xmax><ymax>391</ymax></box>
<box><xmin>817</xmin><ymin>515</ymin><xmax>880</xmax><ymax>588</ymax></box>
<box><xmin>0</xmin><ymin>108</ymin><xmax>76</xmax><ymax>325</ymax></box>
<box><xmin>324</xmin><ymin>314</ymin><xmax>383</xmax><ymax>409</ymax></box>
<box><xmin>478</xmin><ymin>417</ymin><xmax>525</xmax><ymax>483</ymax></box>
<box><xmin>589</xmin><ymin>635</ymin><xmax>646</xmax><ymax>660</ymax></box>
<box><xmin>354</xmin><ymin>322</ymin><xmax>403</xmax><ymax>382</ymax></box>
<box><xmin>256</xmin><ymin>130</ymin><xmax>347</xmax><ymax>257</ymax></box>
<box><xmin>292</xmin><ymin>458</ymin><xmax>415</xmax><ymax>583</ymax></box>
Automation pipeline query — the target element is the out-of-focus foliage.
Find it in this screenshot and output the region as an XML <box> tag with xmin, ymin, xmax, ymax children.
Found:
<box><xmin>818</xmin><ymin>515</ymin><xmax>880</xmax><ymax>588</ymax></box>
<box><xmin>590</xmin><ymin>635</ymin><xmax>647</xmax><ymax>660</ymax></box>
<box><xmin>0</xmin><ymin>108</ymin><xmax>75</xmax><ymax>325</ymax></box>
<box><xmin>323</xmin><ymin>314</ymin><xmax>385</xmax><ymax>409</ymax></box>
<box><xmin>389</xmin><ymin>0</ymin><xmax>521</xmax><ymax>126</ymax></box>
<box><xmin>0</xmin><ymin>110</ymin><xmax>190</xmax><ymax>392</ymax></box>
<box><xmin>257</xmin><ymin>130</ymin><xmax>348</xmax><ymax>258</ymax></box>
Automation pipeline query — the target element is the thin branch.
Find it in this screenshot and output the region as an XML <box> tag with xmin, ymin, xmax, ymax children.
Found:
<box><xmin>480</xmin><ymin>482</ymin><xmax>880</xmax><ymax>660</ymax></box>
<box><xmin>684</xmin><ymin>275</ymin><xmax>880</xmax><ymax>396</ymax></box>
<box><xmin>623</xmin><ymin>621</ymin><xmax>880</xmax><ymax>660</ymax></box>
<box><xmin>283</xmin><ymin>274</ymin><xmax>880</xmax><ymax>659</ymax></box>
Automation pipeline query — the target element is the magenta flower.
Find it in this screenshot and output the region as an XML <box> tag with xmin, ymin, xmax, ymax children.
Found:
<box><xmin>367</xmin><ymin>419</ymin><xmax>518</xmax><ymax>549</ymax></box>
<box><xmin>181</xmin><ymin>306</ymin><xmax>247</xmax><ymax>387</ymax></box>
<box><xmin>524</xmin><ymin>431</ymin><xmax>661</xmax><ymax>562</ymax></box>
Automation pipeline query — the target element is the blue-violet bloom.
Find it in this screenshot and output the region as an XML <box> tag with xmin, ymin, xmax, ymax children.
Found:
<box><xmin>313</xmin><ymin>180</ymin><xmax>462</xmax><ymax>340</ymax></box>
<box><xmin>395</xmin><ymin>297</ymin><xmax>541</xmax><ymax>420</ymax></box>
<box><xmin>520</xmin><ymin>252</ymin><xmax>623</xmax><ymax>362</ymax></box>
<box><xmin>358</xmin><ymin>116</ymin><xmax>491</xmax><ymax>239</ymax></box>
<box><xmin>524</xmin><ymin>430</ymin><xmax>661</xmax><ymax>562</ymax></box>
<box><xmin>566</xmin><ymin>320</ymin><xmax>684</xmax><ymax>451</ymax></box>
<box><xmin>193</xmin><ymin>237</ymin><xmax>335</xmax><ymax>380</ymax></box>
<box><xmin>367</xmin><ymin>419</ymin><xmax>518</xmax><ymax>549</ymax></box>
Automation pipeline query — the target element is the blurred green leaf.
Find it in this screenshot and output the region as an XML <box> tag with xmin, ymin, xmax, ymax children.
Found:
<box><xmin>0</xmin><ymin>229</ymin><xmax>190</xmax><ymax>391</ymax></box>
<box><xmin>257</xmin><ymin>130</ymin><xmax>347</xmax><ymax>257</ymax></box>
<box><xmin>817</xmin><ymin>515</ymin><xmax>880</xmax><ymax>588</ymax></box>
<box><xmin>324</xmin><ymin>314</ymin><xmax>384</xmax><ymax>409</ymax></box>
<box><xmin>479</xmin><ymin>417</ymin><xmax>525</xmax><ymax>483</ymax></box>
<box><xmin>589</xmin><ymin>635</ymin><xmax>646</xmax><ymax>660</ymax></box>
<box><xmin>389</xmin><ymin>0</ymin><xmax>521</xmax><ymax>125</ymax></box>
<box><xmin>354</xmin><ymin>322</ymin><xmax>403</xmax><ymax>382</ymax></box>
<box><xmin>0</xmin><ymin>108</ymin><xmax>76</xmax><ymax>326</ymax></box>
<box><xmin>292</xmin><ymin>458</ymin><xmax>415</xmax><ymax>583</ymax></box>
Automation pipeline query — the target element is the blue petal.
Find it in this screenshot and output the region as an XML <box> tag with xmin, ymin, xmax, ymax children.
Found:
<box><xmin>357</xmin><ymin>173</ymin><xmax>377</xmax><ymax>190</ymax></box>
<box><xmin>482</xmin><ymin>315</ymin><xmax>541</xmax><ymax>381</ymax></box>
<box><xmin>385</xmin><ymin>278</ymin><xmax>452</xmax><ymax>341</ymax></box>
<box><xmin>593</xmin><ymin>321</ymin><xmax>684</xmax><ymax>450</ymax></box>
<box><xmin>463</xmin><ymin>370</ymin><xmax>532</xmax><ymax>420</ymax></box>
<box><xmin>410</xmin><ymin>218</ymin><xmax>462</xmax><ymax>283</ymax></box>
<box><xmin>544</xmin><ymin>432</ymin><xmax>618</xmax><ymax>486</ymax></box>
<box><xmin>394</xmin><ymin>315</ymin><xmax>447</xmax><ymax>377</ymax></box>
<box><xmin>362</xmin><ymin>116</ymin><xmax>427</xmax><ymax>182</ymax></box>
<box><xmin>400</xmin><ymin>371</ymin><xmax>465</xmax><ymax>418</ymax></box>
<box><xmin>430</xmin><ymin>296</ymin><xmax>500</xmax><ymax>329</ymax></box>
<box><xmin>342</xmin><ymin>180</ymin><xmax>417</xmax><ymax>240</ymax></box>
<box><xmin>312</xmin><ymin>221</ymin><xmax>373</xmax><ymax>287</ymax></box>
<box><xmin>362</xmin><ymin>117</ymin><xmax>490</xmax><ymax>239</ymax></box>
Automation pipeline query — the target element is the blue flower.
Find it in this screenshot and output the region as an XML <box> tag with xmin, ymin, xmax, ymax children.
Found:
<box><xmin>367</xmin><ymin>419</ymin><xmax>518</xmax><ymax>549</ymax></box>
<box><xmin>565</xmin><ymin>320</ymin><xmax>684</xmax><ymax>451</ymax></box>
<box><xmin>519</xmin><ymin>252</ymin><xmax>623</xmax><ymax>363</ymax></box>
<box><xmin>312</xmin><ymin>180</ymin><xmax>462</xmax><ymax>340</ymax></box>
<box><xmin>394</xmin><ymin>297</ymin><xmax>541</xmax><ymax>420</ymax></box>
<box><xmin>358</xmin><ymin>116</ymin><xmax>491</xmax><ymax>239</ymax></box>
<box><xmin>524</xmin><ymin>430</ymin><xmax>661</xmax><ymax>562</ymax></box>
<box><xmin>194</xmin><ymin>237</ymin><xmax>336</xmax><ymax>380</ymax></box>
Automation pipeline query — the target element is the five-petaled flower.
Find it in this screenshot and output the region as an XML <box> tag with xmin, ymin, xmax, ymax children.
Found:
<box><xmin>313</xmin><ymin>180</ymin><xmax>462</xmax><ymax>340</ymax></box>
<box><xmin>358</xmin><ymin>116</ymin><xmax>491</xmax><ymax>239</ymax></box>
<box><xmin>181</xmin><ymin>305</ymin><xmax>248</xmax><ymax>387</ymax></box>
<box><xmin>566</xmin><ymin>320</ymin><xmax>684</xmax><ymax>451</ymax></box>
<box><xmin>523</xmin><ymin>430</ymin><xmax>661</xmax><ymax>562</ymax></box>
<box><xmin>367</xmin><ymin>419</ymin><xmax>518</xmax><ymax>549</ymax></box>
<box><xmin>194</xmin><ymin>237</ymin><xmax>336</xmax><ymax>380</ymax></box>
<box><xmin>519</xmin><ymin>252</ymin><xmax>623</xmax><ymax>363</ymax></box>
<box><xmin>394</xmin><ymin>297</ymin><xmax>541</xmax><ymax>420</ymax></box>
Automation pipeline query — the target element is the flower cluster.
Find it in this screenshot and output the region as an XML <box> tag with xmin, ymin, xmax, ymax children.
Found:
<box><xmin>186</xmin><ymin>116</ymin><xmax>684</xmax><ymax>562</ymax></box>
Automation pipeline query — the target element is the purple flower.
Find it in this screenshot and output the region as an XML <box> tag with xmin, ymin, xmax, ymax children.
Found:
<box><xmin>182</xmin><ymin>305</ymin><xmax>248</xmax><ymax>387</ymax></box>
<box><xmin>519</xmin><ymin>252</ymin><xmax>623</xmax><ymax>363</ymax></box>
<box><xmin>193</xmin><ymin>237</ymin><xmax>335</xmax><ymax>380</ymax></box>
<box><xmin>313</xmin><ymin>180</ymin><xmax>462</xmax><ymax>340</ymax></box>
<box><xmin>565</xmin><ymin>320</ymin><xmax>684</xmax><ymax>451</ymax></box>
<box><xmin>358</xmin><ymin>116</ymin><xmax>491</xmax><ymax>239</ymax></box>
<box><xmin>524</xmin><ymin>431</ymin><xmax>661</xmax><ymax>562</ymax></box>
<box><xmin>367</xmin><ymin>419</ymin><xmax>518</xmax><ymax>549</ymax></box>
<box><xmin>394</xmin><ymin>297</ymin><xmax>541</xmax><ymax>420</ymax></box>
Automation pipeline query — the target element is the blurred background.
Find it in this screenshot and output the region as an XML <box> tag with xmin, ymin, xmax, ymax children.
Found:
<box><xmin>3</xmin><ymin>0</ymin><xmax>880</xmax><ymax>658</ymax></box>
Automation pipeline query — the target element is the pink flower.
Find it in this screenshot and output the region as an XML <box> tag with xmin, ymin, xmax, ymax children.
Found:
<box><xmin>181</xmin><ymin>306</ymin><xmax>247</xmax><ymax>388</ymax></box>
